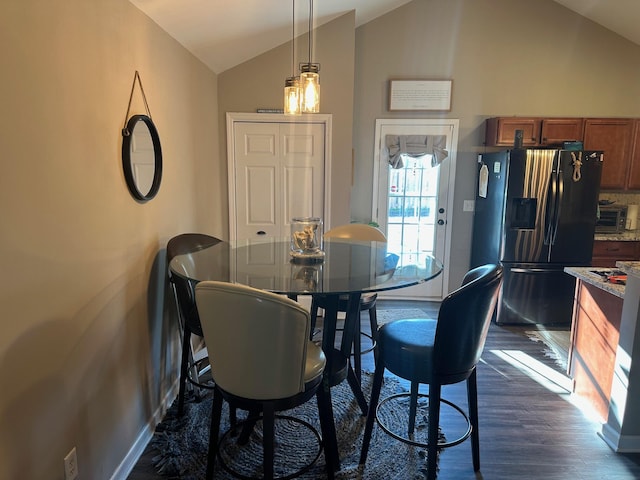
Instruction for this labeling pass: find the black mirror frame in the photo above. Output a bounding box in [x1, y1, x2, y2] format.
[122, 114, 163, 202]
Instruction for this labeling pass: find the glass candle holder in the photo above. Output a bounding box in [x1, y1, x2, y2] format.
[290, 217, 324, 262]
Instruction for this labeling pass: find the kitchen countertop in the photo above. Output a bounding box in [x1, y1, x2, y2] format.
[564, 266, 625, 298]
[594, 231, 640, 241]
[616, 261, 640, 277]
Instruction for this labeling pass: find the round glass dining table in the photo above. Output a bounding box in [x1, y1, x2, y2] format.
[169, 236, 443, 472]
[168, 237, 442, 296]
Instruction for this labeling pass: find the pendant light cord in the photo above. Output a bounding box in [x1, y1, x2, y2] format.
[308, 0, 313, 64]
[291, 0, 295, 76]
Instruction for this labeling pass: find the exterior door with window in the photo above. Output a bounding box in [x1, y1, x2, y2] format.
[372, 119, 458, 300]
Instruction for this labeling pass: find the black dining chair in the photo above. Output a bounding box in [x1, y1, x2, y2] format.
[359, 264, 503, 480]
[167, 233, 223, 414]
[310, 223, 387, 383]
[195, 281, 335, 480]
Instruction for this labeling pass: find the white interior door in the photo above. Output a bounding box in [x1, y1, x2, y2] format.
[228, 113, 331, 242]
[281, 122, 325, 233]
[233, 122, 281, 240]
[372, 119, 458, 300]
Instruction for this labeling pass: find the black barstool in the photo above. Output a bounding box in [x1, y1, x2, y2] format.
[359, 264, 503, 480]
[167, 233, 224, 414]
[309, 223, 388, 383]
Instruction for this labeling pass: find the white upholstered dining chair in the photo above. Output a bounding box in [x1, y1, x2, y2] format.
[195, 280, 335, 479]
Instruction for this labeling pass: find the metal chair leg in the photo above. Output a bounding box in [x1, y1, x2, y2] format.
[427, 383, 442, 480]
[359, 359, 385, 466]
[263, 403, 275, 480]
[206, 389, 224, 480]
[468, 369, 480, 471]
[408, 380, 419, 435]
[178, 326, 192, 415]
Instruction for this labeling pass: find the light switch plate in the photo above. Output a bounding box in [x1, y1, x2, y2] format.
[463, 200, 475, 212]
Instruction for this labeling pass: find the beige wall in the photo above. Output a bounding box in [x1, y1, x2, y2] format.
[0, 1, 221, 478]
[353, 0, 640, 289]
[218, 12, 356, 229]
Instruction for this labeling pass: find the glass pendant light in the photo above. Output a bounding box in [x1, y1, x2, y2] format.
[300, 0, 320, 113]
[300, 64, 320, 113]
[284, 0, 301, 115]
[284, 76, 301, 115]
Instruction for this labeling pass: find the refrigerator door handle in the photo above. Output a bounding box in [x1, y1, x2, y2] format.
[510, 267, 559, 273]
[550, 168, 564, 246]
[543, 172, 558, 246]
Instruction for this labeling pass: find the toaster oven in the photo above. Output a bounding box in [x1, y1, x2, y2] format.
[596, 205, 627, 233]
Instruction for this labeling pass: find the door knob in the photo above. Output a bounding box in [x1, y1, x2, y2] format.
[437, 219, 445, 225]
[438, 208, 445, 214]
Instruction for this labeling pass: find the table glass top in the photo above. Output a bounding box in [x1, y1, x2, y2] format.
[169, 237, 442, 296]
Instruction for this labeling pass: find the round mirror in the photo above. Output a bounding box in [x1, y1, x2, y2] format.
[122, 114, 162, 202]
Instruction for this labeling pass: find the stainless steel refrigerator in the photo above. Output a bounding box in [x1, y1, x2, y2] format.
[470, 149, 603, 325]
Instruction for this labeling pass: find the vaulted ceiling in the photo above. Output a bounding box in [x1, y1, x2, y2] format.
[129, 0, 640, 74]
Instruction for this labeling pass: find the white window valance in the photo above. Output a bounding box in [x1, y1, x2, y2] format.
[382, 134, 449, 169]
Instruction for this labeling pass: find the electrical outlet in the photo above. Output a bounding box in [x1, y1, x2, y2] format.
[64, 447, 78, 480]
[463, 200, 475, 212]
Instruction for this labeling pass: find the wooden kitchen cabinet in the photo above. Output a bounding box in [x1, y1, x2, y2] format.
[583, 118, 634, 190]
[485, 117, 584, 147]
[485, 116, 640, 191]
[540, 118, 584, 145]
[485, 117, 540, 147]
[627, 119, 640, 190]
[568, 280, 623, 421]
[592, 240, 640, 267]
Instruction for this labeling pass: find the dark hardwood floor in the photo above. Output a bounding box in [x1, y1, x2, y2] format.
[127, 300, 640, 479]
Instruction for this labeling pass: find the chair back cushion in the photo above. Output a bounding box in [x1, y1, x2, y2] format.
[195, 281, 311, 400]
[433, 264, 503, 383]
[167, 233, 223, 262]
[324, 224, 387, 242]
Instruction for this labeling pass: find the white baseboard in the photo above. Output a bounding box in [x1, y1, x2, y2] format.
[600, 423, 640, 452]
[110, 383, 179, 480]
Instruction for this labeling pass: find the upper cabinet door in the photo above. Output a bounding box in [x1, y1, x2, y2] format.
[540, 118, 584, 146]
[485, 117, 540, 147]
[583, 118, 634, 190]
[627, 120, 640, 190]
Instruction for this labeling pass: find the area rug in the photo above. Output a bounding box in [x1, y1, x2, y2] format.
[376, 308, 432, 326]
[150, 372, 443, 479]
